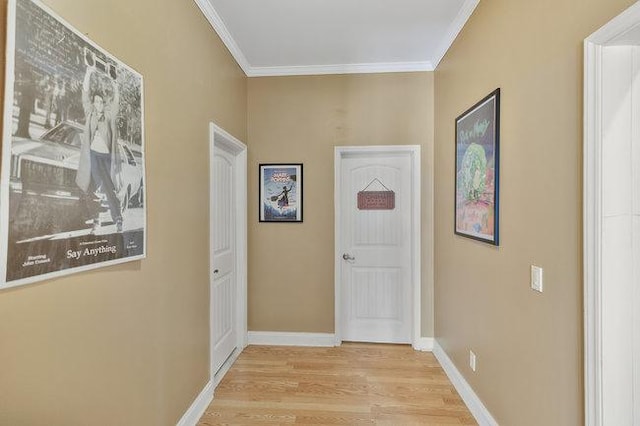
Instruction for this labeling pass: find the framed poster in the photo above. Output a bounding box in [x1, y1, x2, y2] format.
[0, 0, 146, 288]
[259, 164, 303, 222]
[454, 89, 500, 245]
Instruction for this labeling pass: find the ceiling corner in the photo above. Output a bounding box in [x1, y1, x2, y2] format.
[431, 0, 480, 69]
[194, 0, 476, 77]
[193, 0, 251, 76]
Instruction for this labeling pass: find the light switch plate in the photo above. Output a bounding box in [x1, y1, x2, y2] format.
[469, 350, 477, 372]
[531, 265, 543, 292]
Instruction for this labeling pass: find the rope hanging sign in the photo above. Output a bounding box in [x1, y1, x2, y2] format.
[357, 178, 395, 210]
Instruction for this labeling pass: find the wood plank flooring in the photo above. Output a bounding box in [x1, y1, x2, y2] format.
[198, 343, 476, 425]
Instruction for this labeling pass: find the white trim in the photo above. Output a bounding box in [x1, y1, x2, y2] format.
[175, 380, 214, 426]
[213, 347, 241, 388]
[334, 145, 422, 347]
[585, 1, 640, 45]
[432, 0, 481, 68]
[584, 38, 604, 426]
[209, 123, 248, 385]
[247, 61, 433, 77]
[248, 331, 336, 347]
[413, 337, 435, 352]
[192, 0, 477, 77]
[193, 0, 251, 75]
[410, 146, 423, 348]
[583, 3, 640, 425]
[433, 341, 498, 426]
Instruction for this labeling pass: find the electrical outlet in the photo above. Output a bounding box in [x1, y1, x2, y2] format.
[531, 265, 543, 292]
[469, 350, 477, 372]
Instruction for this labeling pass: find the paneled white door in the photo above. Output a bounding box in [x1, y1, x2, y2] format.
[339, 153, 413, 343]
[211, 146, 237, 374]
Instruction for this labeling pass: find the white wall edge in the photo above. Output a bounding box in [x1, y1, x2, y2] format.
[175, 380, 214, 426]
[248, 331, 337, 347]
[247, 61, 433, 77]
[433, 340, 499, 426]
[413, 337, 434, 352]
[192, 0, 251, 75]
[582, 3, 640, 425]
[583, 38, 603, 426]
[432, 0, 480, 69]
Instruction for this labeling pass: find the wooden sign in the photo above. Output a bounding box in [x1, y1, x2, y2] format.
[357, 191, 395, 210]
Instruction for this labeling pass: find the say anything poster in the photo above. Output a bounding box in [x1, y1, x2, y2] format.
[0, 0, 146, 288]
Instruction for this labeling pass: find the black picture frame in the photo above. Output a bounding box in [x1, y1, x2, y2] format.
[454, 89, 500, 245]
[259, 163, 303, 223]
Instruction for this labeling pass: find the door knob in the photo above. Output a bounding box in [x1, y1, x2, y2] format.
[342, 253, 355, 261]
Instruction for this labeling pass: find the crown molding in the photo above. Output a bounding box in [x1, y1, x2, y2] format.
[246, 61, 433, 77]
[432, 0, 480, 69]
[193, 0, 251, 75]
[194, 0, 475, 77]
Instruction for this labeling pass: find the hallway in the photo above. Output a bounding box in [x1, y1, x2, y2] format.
[198, 343, 475, 425]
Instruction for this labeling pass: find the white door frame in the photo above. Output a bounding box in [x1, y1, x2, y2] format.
[334, 145, 421, 348]
[584, 3, 640, 424]
[209, 123, 247, 386]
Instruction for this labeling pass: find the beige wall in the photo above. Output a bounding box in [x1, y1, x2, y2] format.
[5, 0, 633, 423]
[0, 0, 246, 424]
[247, 74, 434, 335]
[433, 0, 634, 424]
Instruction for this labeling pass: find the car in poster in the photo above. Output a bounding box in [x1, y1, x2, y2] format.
[8, 121, 143, 237]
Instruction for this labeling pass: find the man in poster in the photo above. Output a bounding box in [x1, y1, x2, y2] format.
[76, 64, 123, 234]
[1, 0, 146, 287]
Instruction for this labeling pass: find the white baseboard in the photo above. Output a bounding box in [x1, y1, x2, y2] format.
[213, 347, 242, 387]
[433, 340, 499, 426]
[248, 331, 336, 347]
[413, 337, 434, 351]
[176, 380, 214, 426]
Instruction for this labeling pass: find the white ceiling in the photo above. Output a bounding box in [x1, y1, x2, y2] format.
[194, 0, 479, 77]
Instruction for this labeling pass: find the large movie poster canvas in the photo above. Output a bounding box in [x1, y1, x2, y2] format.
[0, 0, 146, 288]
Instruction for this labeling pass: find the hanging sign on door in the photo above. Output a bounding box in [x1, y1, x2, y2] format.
[357, 178, 395, 210]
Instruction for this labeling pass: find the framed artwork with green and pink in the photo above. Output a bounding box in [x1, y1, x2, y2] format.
[455, 89, 500, 245]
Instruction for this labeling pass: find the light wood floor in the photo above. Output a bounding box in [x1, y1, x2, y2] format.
[197, 343, 476, 425]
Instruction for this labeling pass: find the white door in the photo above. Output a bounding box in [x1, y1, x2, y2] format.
[339, 152, 413, 343]
[211, 145, 237, 374]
